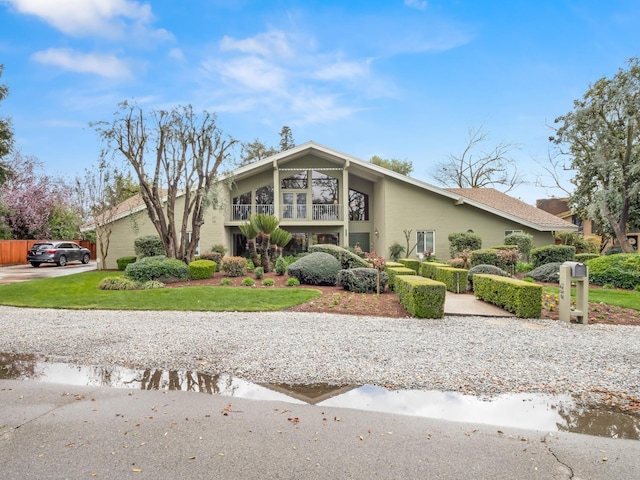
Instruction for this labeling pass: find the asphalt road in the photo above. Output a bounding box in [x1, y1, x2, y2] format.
[0, 261, 97, 285]
[0, 380, 638, 479]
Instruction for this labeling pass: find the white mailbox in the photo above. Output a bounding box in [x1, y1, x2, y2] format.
[563, 261, 587, 278]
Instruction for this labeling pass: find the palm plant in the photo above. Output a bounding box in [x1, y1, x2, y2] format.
[270, 227, 292, 260]
[238, 219, 260, 269]
[252, 213, 280, 271]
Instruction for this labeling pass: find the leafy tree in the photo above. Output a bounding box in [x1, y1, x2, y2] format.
[551, 58, 640, 253]
[240, 139, 278, 166]
[93, 102, 237, 263]
[47, 203, 83, 240]
[432, 126, 521, 192]
[0, 152, 67, 239]
[370, 155, 413, 176]
[0, 64, 15, 185]
[278, 125, 295, 151]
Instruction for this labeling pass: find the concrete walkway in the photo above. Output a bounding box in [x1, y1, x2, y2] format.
[445, 291, 513, 317]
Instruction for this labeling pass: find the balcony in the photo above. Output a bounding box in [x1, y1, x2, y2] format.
[230, 204, 343, 222]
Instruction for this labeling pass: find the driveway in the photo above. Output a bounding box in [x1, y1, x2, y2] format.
[0, 261, 97, 285]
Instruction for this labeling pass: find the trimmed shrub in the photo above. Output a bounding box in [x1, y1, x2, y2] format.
[210, 244, 227, 256]
[308, 244, 370, 269]
[470, 249, 499, 267]
[398, 258, 420, 273]
[524, 262, 562, 283]
[504, 232, 533, 261]
[242, 277, 255, 286]
[448, 232, 482, 258]
[446, 257, 467, 269]
[473, 274, 542, 318]
[124, 255, 189, 283]
[434, 267, 468, 293]
[531, 245, 576, 268]
[253, 266, 264, 279]
[285, 277, 300, 286]
[575, 253, 599, 263]
[220, 278, 232, 286]
[604, 246, 622, 255]
[386, 266, 416, 290]
[199, 251, 223, 271]
[420, 262, 449, 279]
[189, 259, 216, 280]
[585, 254, 640, 289]
[468, 264, 510, 289]
[116, 256, 137, 271]
[385, 261, 405, 270]
[275, 257, 287, 276]
[287, 252, 341, 285]
[262, 278, 275, 287]
[394, 275, 446, 319]
[134, 235, 165, 258]
[337, 268, 389, 293]
[222, 256, 247, 277]
[98, 276, 138, 290]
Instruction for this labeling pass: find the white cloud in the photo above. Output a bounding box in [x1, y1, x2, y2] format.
[31, 48, 132, 79]
[3, 0, 162, 40]
[213, 56, 286, 92]
[314, 60, 371, 81]
[220, 30, 294, 58]
[168, 47, 185, 62]
[404, 0, 428, 10]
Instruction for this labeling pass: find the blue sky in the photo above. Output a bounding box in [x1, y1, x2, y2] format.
[1, 0, 639, 205]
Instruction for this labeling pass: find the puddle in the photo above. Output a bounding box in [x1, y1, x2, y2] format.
[2, 353, 638, 440]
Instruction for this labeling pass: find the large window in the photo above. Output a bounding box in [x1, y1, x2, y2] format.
[416, 230, 435, 255]
[255, 185, 274, 214]
[232, 191, 252, 220]
[281, 171, 307, 189]
[348, 189, 369, 221]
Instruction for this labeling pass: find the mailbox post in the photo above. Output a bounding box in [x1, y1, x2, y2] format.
[559, 261, 589, 324]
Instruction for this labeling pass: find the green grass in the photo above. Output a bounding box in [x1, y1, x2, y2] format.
[0, 271, 321, 311]
[543, 285, 640, 311]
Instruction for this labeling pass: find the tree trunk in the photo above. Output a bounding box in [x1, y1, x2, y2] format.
[261, 234, 271, 272]
[603, 204, 634, 253]
[247, 239, 259, 269]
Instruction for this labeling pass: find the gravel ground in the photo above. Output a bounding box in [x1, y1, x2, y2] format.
[1, 306, 639, 399]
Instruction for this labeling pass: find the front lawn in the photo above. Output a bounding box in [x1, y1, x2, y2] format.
[0, 271, 321, 311]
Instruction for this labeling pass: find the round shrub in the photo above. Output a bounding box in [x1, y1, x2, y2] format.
[242, 277, 255, 286]
[524, 262, 562, 283]
[220, 278, 232, 286]
[448, 232, 482, 258]
[134, 235, 165, 258]
[199, 251, 223, 271]
[575, 253, 599, 263]
[99, 276, 138, 290]
[468, 264, 510, 289]
[262, 278, 275, 287]
[221, 256, 247, 277]
[285, 277, 300, 286]
[585, 254, 640, 289]
[504, 232, 533, 261]
[189, 259, 216, 280]
[287, 252, 341, 285]
[275, 256, 287, 276]
[124, 255, 190, 283]
[470, 249, 499, 267]
[116, 256, 137, 271]
[336, 268, 389, 293]
[308, 244, 370, 269]
[253, 266, 264, 279]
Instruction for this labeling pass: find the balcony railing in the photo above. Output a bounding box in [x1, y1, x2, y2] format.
[231, 204, 342, 221]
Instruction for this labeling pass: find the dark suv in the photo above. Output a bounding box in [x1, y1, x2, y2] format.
[27, 241, 91, 267]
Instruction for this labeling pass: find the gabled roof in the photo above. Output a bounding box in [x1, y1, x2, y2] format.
[446, 188, 576, 231]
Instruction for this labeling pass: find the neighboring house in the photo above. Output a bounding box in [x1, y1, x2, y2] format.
[102, 142, 577, 262]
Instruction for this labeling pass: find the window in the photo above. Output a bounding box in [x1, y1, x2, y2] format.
[255, 185, 274, 215]
[348, 189, 369, 221]
[281, 171, 307, 189]
[312, 171, 338, 204]
[416, 230, 435, 255]
[232, 191, 252, 220]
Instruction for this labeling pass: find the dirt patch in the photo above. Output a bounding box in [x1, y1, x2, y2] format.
[167, 272, 638, 325]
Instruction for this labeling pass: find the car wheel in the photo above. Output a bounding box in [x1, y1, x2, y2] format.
[82, 253, 90, 264]
[57, 255, 67, 267]
[30, 262, 41, 268]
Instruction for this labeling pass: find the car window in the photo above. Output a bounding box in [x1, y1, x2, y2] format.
[33, 243, 53, 251]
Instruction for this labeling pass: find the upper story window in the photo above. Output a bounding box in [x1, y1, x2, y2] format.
[255, 185, 274, 204]
[312, 171, 338, 204]
[349, 189, 369, 221]
[233, 191, 251, 205]
[281, 171, 307, 189]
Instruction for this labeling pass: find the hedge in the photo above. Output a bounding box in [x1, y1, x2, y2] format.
[394, 275, 446, 319]
[434, 266, 469, 293]
[308, 244, 370, 269]
[337, 268, 389, 293]
[188, 259, 217, 280]
[124, 255, 190, 283]
[398, 258, 420, 273]
[470, 249, 499, 267]
[575, 253, 599, 263]
[386, 266, 416, 290]
[585, 253, 640, 289]
[116, 256, 137, 271]
[531, 245, 575, 268]
[419, 262, 449, 279]
[473, 274, 542, 319]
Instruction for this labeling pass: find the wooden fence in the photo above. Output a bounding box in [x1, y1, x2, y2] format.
[0, 240, 96, 266]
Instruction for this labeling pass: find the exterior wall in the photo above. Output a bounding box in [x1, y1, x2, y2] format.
[380, 178, 554, 261]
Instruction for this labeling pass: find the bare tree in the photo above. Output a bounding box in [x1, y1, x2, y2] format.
[534, 149, 573, 197]
[432, 126, 522, 192]
[93, 101, 237, 263]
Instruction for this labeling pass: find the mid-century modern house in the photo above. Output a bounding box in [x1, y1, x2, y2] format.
[101, 142, 577, 265]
